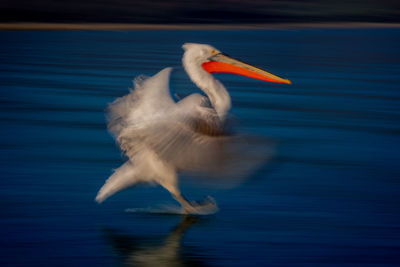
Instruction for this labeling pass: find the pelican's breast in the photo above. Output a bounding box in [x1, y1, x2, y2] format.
[178, 93, 225, 137]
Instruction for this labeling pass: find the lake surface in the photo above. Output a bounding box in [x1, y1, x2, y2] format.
[0, 28, 399, 266]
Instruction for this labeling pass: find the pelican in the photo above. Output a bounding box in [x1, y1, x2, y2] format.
[95, 43, 291, 214]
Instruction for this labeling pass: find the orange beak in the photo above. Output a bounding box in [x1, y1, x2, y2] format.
[202, 53, 291, 84]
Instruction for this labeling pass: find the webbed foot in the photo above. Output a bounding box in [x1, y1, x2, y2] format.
[182, 196, 218, 215]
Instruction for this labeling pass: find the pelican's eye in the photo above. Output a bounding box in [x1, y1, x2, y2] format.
[210, 49, 217, 55]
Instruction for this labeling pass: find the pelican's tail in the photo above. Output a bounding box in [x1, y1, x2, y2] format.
[95, 161, 140, 203]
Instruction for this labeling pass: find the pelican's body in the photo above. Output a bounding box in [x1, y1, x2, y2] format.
[96, 43, 290, 214]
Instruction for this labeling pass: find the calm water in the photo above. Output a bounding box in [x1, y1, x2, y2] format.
[0, 29, 399, 266]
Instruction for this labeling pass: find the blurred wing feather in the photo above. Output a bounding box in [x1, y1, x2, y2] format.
[118, 97, 270, 180]
[107, 67, 175, 138]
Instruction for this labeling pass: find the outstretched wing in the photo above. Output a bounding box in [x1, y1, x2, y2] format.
[107, 67, 175, 139]
[117, 93, 271, 181]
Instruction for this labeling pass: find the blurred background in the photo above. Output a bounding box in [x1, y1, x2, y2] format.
[1, 1, 400, 266]
[0, 0, 400, 24]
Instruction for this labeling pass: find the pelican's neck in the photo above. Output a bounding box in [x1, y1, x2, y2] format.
[183, 54, 231, 120]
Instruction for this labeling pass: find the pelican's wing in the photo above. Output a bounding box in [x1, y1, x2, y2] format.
[149, 99, 229, 172]
[107, 67, 175, 139]
[118, 94, 271, 183]
[150, 118, 270, 180]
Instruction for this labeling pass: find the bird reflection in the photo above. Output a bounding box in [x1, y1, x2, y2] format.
[102, 216, 210, 267]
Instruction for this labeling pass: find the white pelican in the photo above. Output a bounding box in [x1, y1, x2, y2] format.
[95, 43, 291, 214]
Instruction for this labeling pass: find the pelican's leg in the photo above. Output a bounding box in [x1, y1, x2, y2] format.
[157, 167, 218, 214]
[158, 177, 193, 213]
[172, 192, 196, 214]
[162, 183, 218, 215]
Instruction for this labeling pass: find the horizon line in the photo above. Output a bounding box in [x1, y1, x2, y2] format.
[1, 22, 400, 31]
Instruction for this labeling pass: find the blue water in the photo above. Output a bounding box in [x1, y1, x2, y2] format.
[0, 28, 399, 266]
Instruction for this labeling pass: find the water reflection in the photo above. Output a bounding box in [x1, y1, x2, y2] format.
[102, 216, 209, 267]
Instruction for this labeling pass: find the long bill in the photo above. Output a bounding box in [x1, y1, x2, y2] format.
[202, 53, 291, 84]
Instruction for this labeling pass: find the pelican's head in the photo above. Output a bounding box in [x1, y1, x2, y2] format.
[182, 43, 221, 62]
[182, 43, 291, 84]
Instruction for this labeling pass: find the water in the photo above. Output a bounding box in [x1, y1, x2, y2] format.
[0, 28, 399, 266]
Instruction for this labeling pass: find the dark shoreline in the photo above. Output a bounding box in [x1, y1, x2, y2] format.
[1, 22, 400, 31]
